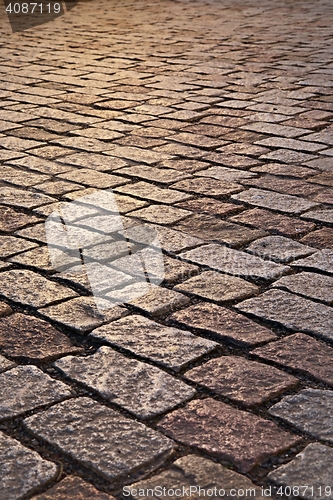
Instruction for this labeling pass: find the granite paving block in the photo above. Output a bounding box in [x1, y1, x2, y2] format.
[291, 250, 333, 274]
[174, 271, 259, 303]
[148, 225, 204, 253]
[0, 365, 72, 420]
[253, 333, 333, 387]
[272, 271, 333, 304]
[39, 297, 128, 333]
[171, 177, 241, 197]
[89, 315, 217, 371]
[130, 455, 265, 500]
[246, 236, 315, 263]
[231, 188, 319, 214]
[179, 243, 289, 280]
[0, 269, 78, 307]
[0, 186, 54, 209]
[23, 397, 175, 482]
[268, 443, 333, 499]
[300, 228, 333, 249]
[130, 205, 191, 225]
[54, 346, 195, 418]
[0, 354, 15, 373]
[161, 256, 199, 284]
[169, 302, 276, 346]
[0, 235, 38, 258]
[34, 476, 115, 500]
[185, 356, 298, 406]
[0, 313, 83, 361]
[115, 181, 191, 204]
[129, 287, 191, 317]
[269, 389, 333, 442]
[176, 198, 243, 217]
[237, 290, 333, 340]
[0, 302, 12, 317]
[301, 209, 333, 224]
[0, 432, 58, 500]
[58, 168, 127, 189]
[158, 398, 300, 473]
[0, 206, 40, 232]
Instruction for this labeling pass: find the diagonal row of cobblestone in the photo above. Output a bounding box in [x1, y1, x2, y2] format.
[0, 0, 332, 498]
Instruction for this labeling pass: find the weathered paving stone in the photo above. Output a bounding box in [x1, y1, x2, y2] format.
[0, 354, 15, 373]
[23, 397, 175, 482]
[231, 188, 319, 215]
[0, 206, 40, 232]
[230, 208, 315, 238]
[291, 250, 333, 274]
[0, 269, 78, 307]
[158, 398, 300, 473]
[246, 236, 315, 263]
[33, 476, 115, 500]
[161, 256, 199, 284]
[55, 346, 195, 418]
[130, 205, 191, 225]
[39, 297, 128, 334]
[185, 356, 298, 407]
[269, 389, 333, 442]
[0, 432, 58, 500]
[58, 168, 127, 189]
[236, 290, 333, 341]
[9, 246, 80, 272]
[57, 152, 127, 172]
[152, 225, 204, 253]
[0, 313, 83, 361]
[259, 149, 317, 164]
[169, 302, 276, 346]
[130, 287, 191, 317]
[253, 333, 333, 387]
[268, 443, 333, 499]
[195, 165, 258, 182]
[0, 186, 54, 209]
[115, 181, 191, 204]
[0, 302, 12, 317]
[0, 235, 38, 258]
[130, 455, 266, 500]
[180, 244, 289, 280]
[300, 228, 333, 249]
[272, 271, 333, 304]
[115, 165, 188, 184]
[171, 177, 241, 197]
[15, 223, 48, 244]
[176, 198, 243, 217]
[0, 365, 72, 420]
[301, 209, 333, 224]
[174, 271, 259, 303]
[89, 315, 217, 371]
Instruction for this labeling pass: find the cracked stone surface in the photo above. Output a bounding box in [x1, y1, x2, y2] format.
[54, 346, 195, 418]
[158, 398, 301, 472]
[0, 432, 58, 500]
[24, 397, 175, 482]
[268, 444, 333, 499]
[89, 315, 217, 371]
[130, 455, 266, 500]
[0, 365, 72, 420]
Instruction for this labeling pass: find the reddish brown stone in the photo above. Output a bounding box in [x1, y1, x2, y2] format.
[34, 476, 114, 499]
[0, 303, 12, 318]
[0, 313, 83, 361]
[252, 333, 333, 387]
[230, 208, 315, 237]
[243, 175, 321, 198]
[312, 188, 333, 205]
[168, 302, 276, 346]
[176, 198, 243, 217]
[185, 356, 298, 406]
[0, 206, 40, 233]
[300, 228, 333, 249]
[158, 398, 301, 472]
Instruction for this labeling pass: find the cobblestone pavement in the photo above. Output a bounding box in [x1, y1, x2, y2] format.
[0, 0, 333, 498]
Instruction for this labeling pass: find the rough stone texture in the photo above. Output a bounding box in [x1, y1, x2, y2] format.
[302, 209, 333, 224]
[0, 186, 54, 209]
[0, 269, 78, 307]
[0, 206, 40, 232]
[130, 455, 266, 500]
[34, 476, 115, 500]
[268, 443, 333, 499]
[158, 398, 301, 472]
[130, 287, 191, 316]
[0, 313, 83, 361]
[169, 302, 276, 346]
[272, 271, 333, 304]
[177, 198, 243, 217]
[231, 188, 319, 214]
[0, 354, 15, 373]
[237, 289, 333, 341]
[171, 177, 241, 197]
[39, 297, 128, 333]
[253, 333, 333, 388]
[246, 236, 315, 263]
[269, 389, 333, 442]
[230, 207, 315, 238]
[174, 271, 259, 303]
[54, 346, 195, 418]
[291, 250, 333, 274]
[130, 205, 191, 225]
[116, 181, 191, 204]
[185, 356, 298, 406]
[300, 227, 333, 249]
[180, 244, 289, 280]
[0, 432, 58, 500]
[0, 365, 72, 420]
[90, 315, 217, 371]
[161, 256, 199, 284]
[175, 214, 266, 247]
[0, 302, 12, 317]
[24, 397, 175, 482]
[0, 235, 38, 258]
